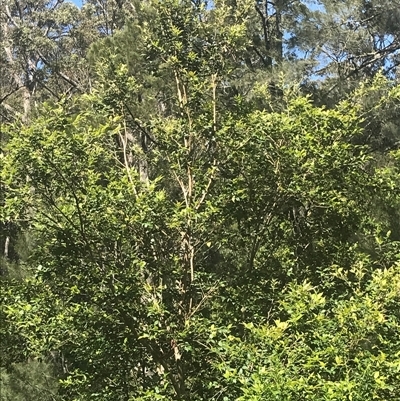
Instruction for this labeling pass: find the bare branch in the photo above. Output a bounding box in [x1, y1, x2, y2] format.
[0, 85, 23, 104]
[37, 50, 81, 90]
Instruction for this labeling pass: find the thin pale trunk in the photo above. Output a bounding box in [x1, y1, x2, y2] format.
[22, 86, 31, 123]
[3, 21, 32, 122]
[3, 236, 10, 258]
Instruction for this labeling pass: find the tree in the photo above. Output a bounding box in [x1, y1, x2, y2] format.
[1, 1, 400, 400]
[3, 75, 400, 401]
[0, 0, 99, 123]
[0, 0, 103, 267]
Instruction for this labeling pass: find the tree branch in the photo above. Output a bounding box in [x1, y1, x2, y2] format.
[0, 85, 24, 104]
[37, 50, 81, 90]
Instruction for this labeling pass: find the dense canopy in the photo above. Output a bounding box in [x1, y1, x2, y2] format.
[1, 1, 400, 400]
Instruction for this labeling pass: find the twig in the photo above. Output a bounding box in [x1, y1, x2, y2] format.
[119, 119, 138, 197]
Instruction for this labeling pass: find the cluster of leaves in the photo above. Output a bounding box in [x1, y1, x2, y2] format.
[215, 263, 400, 401]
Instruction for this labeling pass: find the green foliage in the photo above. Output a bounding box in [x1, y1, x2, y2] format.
[0, 360, 60, 401]
[3, 79, 400, 399]
[215, 264, 400, 400]
[2, 1, 400, 400]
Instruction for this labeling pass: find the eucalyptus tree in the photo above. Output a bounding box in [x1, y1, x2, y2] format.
[0, 0, 99, 123]
[84, 0, 139, 34]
